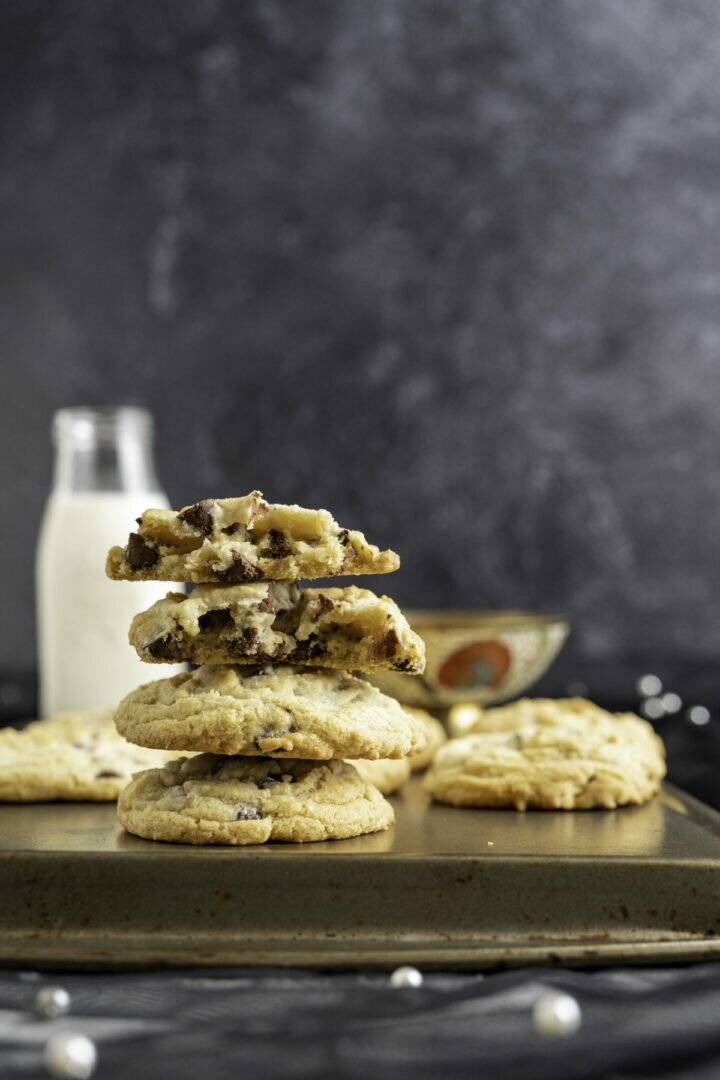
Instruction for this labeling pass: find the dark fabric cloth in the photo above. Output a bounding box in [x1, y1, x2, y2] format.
[2, 964, 720, 1079]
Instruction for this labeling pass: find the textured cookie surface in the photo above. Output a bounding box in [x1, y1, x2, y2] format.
[117, 754, 394, 845]
[0, 710, 178, 802]
[115, 665, 429, 760]
[424, 698, 666, 810]
[106, 491, 399, 584]
[467, 697, 627, 734]
[129, 582, 425, 674]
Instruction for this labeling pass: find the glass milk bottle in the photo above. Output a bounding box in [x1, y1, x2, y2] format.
[36, 407, 182, 716]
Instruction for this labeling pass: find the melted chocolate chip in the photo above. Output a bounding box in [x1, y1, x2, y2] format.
[256, 589, 275, 614]
[178, 499, 216, 535]
[126, 532, 159, 570]
[393, 658, 416, 672]
[222, 523, 240, 535]
[147, 635, 185, 661]
[96, 770, 122, 779]
[235, 806, 262, 820]
[291, 635, 326, 662]
[338, 529, 350, 545]
[219, 553, 263, 583]
[228, 627, 259, 654]
[313, 595, 335, 619]
[368, 629, 400, 661]
[198, 609, 234, 632]
[264, 528, 291, 559]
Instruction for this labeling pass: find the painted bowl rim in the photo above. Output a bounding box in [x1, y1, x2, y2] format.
[404, 610, 569, 631]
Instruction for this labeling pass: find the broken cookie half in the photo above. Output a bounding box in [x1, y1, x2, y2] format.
[106, 491, 399, 584]
[128, 582, 425, 673]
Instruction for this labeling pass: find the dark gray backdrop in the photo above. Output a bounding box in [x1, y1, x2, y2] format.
[2, 0, 720, 676]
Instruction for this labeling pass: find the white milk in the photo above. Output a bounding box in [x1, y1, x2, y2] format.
[36, 491, 183, 716]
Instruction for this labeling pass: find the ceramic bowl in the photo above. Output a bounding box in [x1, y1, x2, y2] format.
[368, 611, 569, 709]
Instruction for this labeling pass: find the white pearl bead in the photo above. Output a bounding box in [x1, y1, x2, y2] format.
[637, 674, 663, 697]
[44, 1032, 97, 1079]
[35, 986, 71, 1019]
[641, 697, 666, 720]
[532, 991, 582, 1037]
[661, 692, 682, 714]
[389, 965, 423, 989]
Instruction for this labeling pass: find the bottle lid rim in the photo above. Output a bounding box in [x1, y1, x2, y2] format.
[52, 407, 154, 444]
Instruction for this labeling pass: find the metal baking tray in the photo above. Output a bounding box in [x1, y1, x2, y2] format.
[1, 780, 719, 970]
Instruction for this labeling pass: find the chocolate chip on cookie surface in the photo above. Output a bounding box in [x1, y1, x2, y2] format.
[117, 754, 394, 845]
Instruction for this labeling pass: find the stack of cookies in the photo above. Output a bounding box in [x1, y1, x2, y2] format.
[106, 491, 429, 845]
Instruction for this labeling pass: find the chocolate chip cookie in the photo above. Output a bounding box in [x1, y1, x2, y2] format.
[128, 582, 425, 673]
[106, 492, 399, 584]
[424, 700, 666, 810]
[115, 664, 429, 760]
[0, 709, 179, 802]
[117, 753, 394, 844]
[405, 708, 447, 771]
[352, 757, 411, 794]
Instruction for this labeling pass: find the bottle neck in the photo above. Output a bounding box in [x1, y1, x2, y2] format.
[51, 408, 161, 494]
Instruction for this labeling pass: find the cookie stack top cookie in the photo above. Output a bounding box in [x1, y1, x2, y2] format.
[108, 492, 429, 845]
[106, 491, 400, 583]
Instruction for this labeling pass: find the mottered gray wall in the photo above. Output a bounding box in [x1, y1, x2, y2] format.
[2, 0, 720, 673]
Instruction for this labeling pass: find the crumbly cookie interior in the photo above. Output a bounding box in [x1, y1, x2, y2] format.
[107, 492, 399, 583]
[129, 582, 424, 672]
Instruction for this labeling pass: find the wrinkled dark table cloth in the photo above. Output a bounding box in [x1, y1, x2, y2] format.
[1, 661, 719, 1078]
[4, 965, 720, 1078]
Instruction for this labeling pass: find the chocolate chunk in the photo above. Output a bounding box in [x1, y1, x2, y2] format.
[291, 634, 326, 662]
[393, 658, 417, 672]
[126, 532, 159, 570]
[368, 629, 400, 661]
[264, 529, 291, 559]
[338, 529, 350, 545]
[198, 609, 234, 632]
[313, 595, 335, 619]
[147, 635, 185, 661]
[254, 724, 294, 751]
[96, 770, 122, 779]
[178, 499, 216, 535]
[235, 805, 262, 820]
[256, 588, 275, 614]
[219, 553, 263, 583]
[222, 523, 240, 535]
[228, 627, 259, 654]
